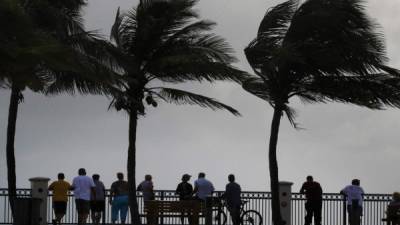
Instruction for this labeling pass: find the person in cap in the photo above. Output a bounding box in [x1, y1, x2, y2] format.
[176, 174, 193, 200]
[176, 174, 194, 225]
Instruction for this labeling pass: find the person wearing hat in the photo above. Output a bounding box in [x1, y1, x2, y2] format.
[176, 174, 194, 225]
[176, 174, 193, 200]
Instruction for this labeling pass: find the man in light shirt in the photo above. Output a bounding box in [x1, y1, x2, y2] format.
[340, 179, 364, 225]
[72, 168, 96, 225]
[193, 172, 214, 201]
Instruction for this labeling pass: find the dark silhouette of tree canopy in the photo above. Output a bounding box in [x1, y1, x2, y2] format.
[2, 0, 118, 219]
[108, 0, 247, 223]
[243, 0, 400, 224]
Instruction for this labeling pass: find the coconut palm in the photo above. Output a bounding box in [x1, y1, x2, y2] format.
[2, 0, 118, 218]
[243, 0, 400, 224]
[1, 0, 80, 215]
[109, 0, 247, 223]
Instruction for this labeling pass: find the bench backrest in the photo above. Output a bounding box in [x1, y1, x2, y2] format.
[144, 200, 202, 214]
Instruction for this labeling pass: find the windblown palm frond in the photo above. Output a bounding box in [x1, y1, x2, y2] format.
[109, 0, 247, 116]
[157, 88, 240, 116]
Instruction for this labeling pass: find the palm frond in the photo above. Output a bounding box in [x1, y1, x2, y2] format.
[157, 87, 241, 116]
[299, 75, 400, 109]
[148, 55, 248, 83]
[242, 77, 274, 103]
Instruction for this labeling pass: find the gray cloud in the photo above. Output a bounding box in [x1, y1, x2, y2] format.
[1, 0, 400, 194]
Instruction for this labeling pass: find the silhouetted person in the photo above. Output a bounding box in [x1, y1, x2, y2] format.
[91, 174, 105, 225]
[387, 192, 400, 225]
[137, 174, 155, 200]
[300, 175, 323, 225]
[72, 168, 96, 225]
[223, 174, 241, 225]
[193, 172, 214, 201]
[110, 172, 129, 225]
[176, 174, 194, 225]
[138, 174, 156, 225]
[49, 173, 71, 225]
[341, 179, 364, 225]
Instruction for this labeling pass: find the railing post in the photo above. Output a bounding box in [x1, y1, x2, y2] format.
[205, 197, 213, 225]
[342, 195, 347, 225]
[279, 181, 293, 225]
[160, 191, 164, 225]
[29, 177, 50, 225]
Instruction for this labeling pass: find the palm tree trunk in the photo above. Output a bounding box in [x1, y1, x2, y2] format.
[269, 106, 284, 225]
[128, 110, 142, 225]
[6, 84, 20, 219]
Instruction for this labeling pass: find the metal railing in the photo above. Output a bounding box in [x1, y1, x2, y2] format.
[0, 189, 392, 225]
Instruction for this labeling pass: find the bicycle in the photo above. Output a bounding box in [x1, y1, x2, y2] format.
[212, 198, 263, 225]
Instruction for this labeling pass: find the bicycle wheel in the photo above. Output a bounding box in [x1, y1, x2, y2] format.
[214, 210, 227, 225]
[240, 210, 262, 225]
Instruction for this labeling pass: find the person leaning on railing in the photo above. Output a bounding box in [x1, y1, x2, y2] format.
[48, 173, 72, 225]
[340, 179, 364, 225]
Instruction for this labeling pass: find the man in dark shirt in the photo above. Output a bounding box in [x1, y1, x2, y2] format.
[176, 174, 194, 225]
[110, 173, 129, 225]
[224, 174, 241, 225]
[300, 175, 323, 225]
[176, 174, 193, 200]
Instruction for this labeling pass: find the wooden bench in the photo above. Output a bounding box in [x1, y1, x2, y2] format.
[144, 200, 202, 225]
[382, 204, 400, 225]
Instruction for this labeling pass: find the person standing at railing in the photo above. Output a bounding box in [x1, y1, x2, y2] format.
[137, 174, 155, 201]
[72, 168, 96, 225]
[300, 175, 323, 225]
[48, 173, 72, 225]
[193, 172, 214, 201]
[340, 179, 364, 225]
[176, 174, 194, 225]
[222, 174, 241, 225]
[138, 174, 156, 225]
[110, 172, 129, 225]
[91, 174, 105, 225]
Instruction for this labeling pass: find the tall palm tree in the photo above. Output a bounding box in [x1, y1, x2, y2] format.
[0, 0, 80, 215]
[2, 0, 118, 218]
[109, 0, 247, 223]
[243, 0, 400, 224]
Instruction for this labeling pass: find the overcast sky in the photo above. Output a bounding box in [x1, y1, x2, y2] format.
[1, 0, 400, 194]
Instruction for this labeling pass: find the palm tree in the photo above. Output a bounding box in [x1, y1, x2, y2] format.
[243, 0, 400, 224]
[109, 0, 247, 223]
[2, 0, 118, 218]
[0, 0, 78, 215]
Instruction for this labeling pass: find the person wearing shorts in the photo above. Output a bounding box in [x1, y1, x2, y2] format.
[91, 174, 105, 225]
[72, 168, 96, 225]
[49, 173, 71, 225]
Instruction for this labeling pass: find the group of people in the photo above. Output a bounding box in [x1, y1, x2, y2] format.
[48, 168, 131, 225]
[48, 169, 242, 225]
[300, 176, 366, 225]
[175, 173, 242, 225]
[50, 170, 400, 225]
